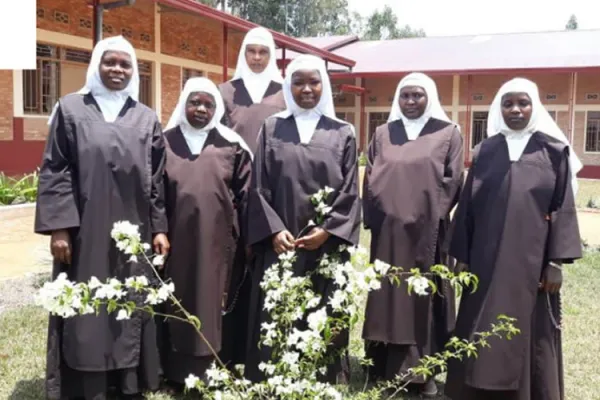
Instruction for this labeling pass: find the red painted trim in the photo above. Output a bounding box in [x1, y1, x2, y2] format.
[330, 66, 600, 79]
[222, 23, 228, 82]
[0, 118, 45, 176]
[155, 0, 355, 68]
[339, 84, 365, 94]
[580, 165, 600, 179]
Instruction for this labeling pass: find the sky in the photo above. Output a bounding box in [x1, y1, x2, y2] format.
[347, 0, 600, 37]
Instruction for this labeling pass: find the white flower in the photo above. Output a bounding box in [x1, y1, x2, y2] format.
[324, 186, 334, 194]
[258, 362, 276, 376]
[142, 243, 151, 251]
[306, 295, 321, 310]
[88, 277, 102, 289]
[281, 351, 299, 366]
[111, 221, 140, 241]
[328, 290, 347, 311]
[307, 308, 328, 332]
[128, 254, 138, 263]
[116, 309, 131, 320]
[333, 269, 347, 287]
[374, 259, 391, 275]
[407, 275, 430, 296]
[184, 374, 200, 389]
[152, 254, 165, 267]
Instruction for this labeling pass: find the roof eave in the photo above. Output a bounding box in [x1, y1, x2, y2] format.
[155, 0, 356, 68]
[330, 65, 600, 78]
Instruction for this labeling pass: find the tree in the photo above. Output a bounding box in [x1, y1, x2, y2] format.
[226, 0, 353, 37]
[360, 6, 425, 40]
[565, 14, 578, 30]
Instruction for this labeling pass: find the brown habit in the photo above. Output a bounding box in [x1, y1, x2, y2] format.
[219, 79, 285, 154]
[244, 115, 361, 383]
[160, 126, 251, 383]
[445, 132, 582, 400]
[218, 78, 285, 367]
[34, 94, 167, 399]
[361, 118, 464, 382]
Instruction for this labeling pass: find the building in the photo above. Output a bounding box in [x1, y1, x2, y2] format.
[285, 31, 600, 178]
[2, 2, 600, 179]
[0, 0, 354, 175]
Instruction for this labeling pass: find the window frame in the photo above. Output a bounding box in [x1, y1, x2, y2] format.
[470, 110, 489, 149]
[584, 110, 600, 154]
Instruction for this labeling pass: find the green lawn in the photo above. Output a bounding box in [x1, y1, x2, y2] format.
[1, 232, 599, 399]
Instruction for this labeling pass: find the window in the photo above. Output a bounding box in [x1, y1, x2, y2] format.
[471, 111, 488, 148]
[548, 111, 557, 121]
[24, 43, 153, 115]
[585, 111, 600, 152]
[336, 112, 346, 121]
[368, 112, 389, 142]
[138, 60, 153, 107]
[182, 68, 204, 89]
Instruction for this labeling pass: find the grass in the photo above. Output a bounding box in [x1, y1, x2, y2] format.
[577, 179, 600, 209]
[1, 232, 599, 399]
[0, 171, 39, 206]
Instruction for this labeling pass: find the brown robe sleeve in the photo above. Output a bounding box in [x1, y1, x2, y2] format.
[447, 147, 478, 265]
[546, 147, 582, 263]
[440, 127, 465, 216]
[232, 145, 252, 245]
[321, 128, 361, 245]
[150, 120, 168, 234]
[34, 104, 80, 235]
[362, 129, 378, 230]
[247, 125, 287, 246]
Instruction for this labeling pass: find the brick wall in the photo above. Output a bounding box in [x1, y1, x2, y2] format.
[0, 71, 13, 141]
[24, 118, 50, 141]
[459, 73, 571, 105]
[576, 72, 600, 104]
[331, 78, 356, 108]
[37, 0, 155, 51]
[574, 111, 600, 165]
[161, 64, 181, 124]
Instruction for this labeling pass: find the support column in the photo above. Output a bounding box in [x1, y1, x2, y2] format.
[451, 74, 460, 123]
[465, 75, 472, 161]
[153, 1, 162, 119]
[360, 77, 367, 151]
[222, 24, 228, 82]
[568, 72, 577, 144]
[92, 0, 102, 46]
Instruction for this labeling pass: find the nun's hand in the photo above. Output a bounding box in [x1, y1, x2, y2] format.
[153, 233, 170, 257]
[455, 262, 469, 273]
[273, 230, 295, 254]
[295, 228, 330, 251]
[51, 230, 72, 265]
[540, 262, 563, 294]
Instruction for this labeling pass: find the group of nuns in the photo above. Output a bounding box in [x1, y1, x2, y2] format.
[34, 26, 582, 400]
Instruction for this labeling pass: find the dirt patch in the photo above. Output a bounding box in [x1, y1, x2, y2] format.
[0, 205, 50, 280]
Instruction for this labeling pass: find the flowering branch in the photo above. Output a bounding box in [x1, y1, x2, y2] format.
[34, 189, 513, 400]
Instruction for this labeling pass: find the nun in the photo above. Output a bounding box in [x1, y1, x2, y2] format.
[244, 54, 361, 384]
[219, 26, 286, 153]
[218, 26, 285, 367]
[159, 77, 252, 389]
[34, 36, 169, 400]
[361, 72, 464, 397]
[445, 78, 583, 400]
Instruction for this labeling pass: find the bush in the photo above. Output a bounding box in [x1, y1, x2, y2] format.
[586, 196, 600, 209]
[0, 171, 38, 205]
[358, 152, 367, 167]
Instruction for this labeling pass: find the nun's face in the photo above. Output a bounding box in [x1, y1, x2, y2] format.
[185, 91, 216, 129]
[291, 69, 322, 109]
[99, 50, 133, 91]
[245, 44, 270, 74]
[398, 86, 428, 119]
[501, 92, 533, 131]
